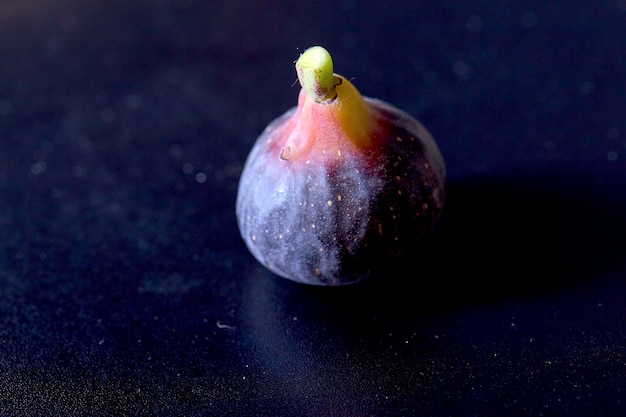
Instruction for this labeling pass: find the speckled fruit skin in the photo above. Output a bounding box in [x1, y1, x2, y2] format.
[236, 97, 445, 286]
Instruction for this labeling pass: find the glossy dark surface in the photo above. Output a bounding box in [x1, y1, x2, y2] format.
[1, 1, 625, 416]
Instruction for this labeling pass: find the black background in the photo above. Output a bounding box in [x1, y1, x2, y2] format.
[1, 1, 625, 416]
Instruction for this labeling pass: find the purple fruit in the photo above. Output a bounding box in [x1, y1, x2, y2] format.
[236, 46, 445, 285]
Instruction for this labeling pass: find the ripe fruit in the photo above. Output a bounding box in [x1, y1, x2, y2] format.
[236, 46, 445, 286]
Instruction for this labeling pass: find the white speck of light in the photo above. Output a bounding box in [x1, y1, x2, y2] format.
[453, 60, 473, 80]
[30, 161, 47, 175]
[126, 94, 142, 109]
[72, 165, 86, 178]
[606, 127, 620, 139]
[182, 163, 194, 175]
[607, 151, 618, 162]
[466, 15, 483, 33]
[195, 172, 207, 183]
[169, 143, 182, 156]
[577, 81, 596, 95]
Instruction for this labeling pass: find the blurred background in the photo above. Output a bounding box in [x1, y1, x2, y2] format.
[1, 1, 625, 416]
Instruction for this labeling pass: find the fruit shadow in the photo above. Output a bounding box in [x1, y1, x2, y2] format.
[266, 166, 626, 322]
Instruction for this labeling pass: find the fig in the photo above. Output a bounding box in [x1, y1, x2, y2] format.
[236, 46, 445, 286]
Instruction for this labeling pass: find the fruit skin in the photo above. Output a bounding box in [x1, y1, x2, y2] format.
[236, 91, 445, 286]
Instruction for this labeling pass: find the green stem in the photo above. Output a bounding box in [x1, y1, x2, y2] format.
[295, 46, 339, 103]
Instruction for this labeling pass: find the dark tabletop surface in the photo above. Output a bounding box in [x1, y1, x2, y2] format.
[1, 1, 626, 416]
